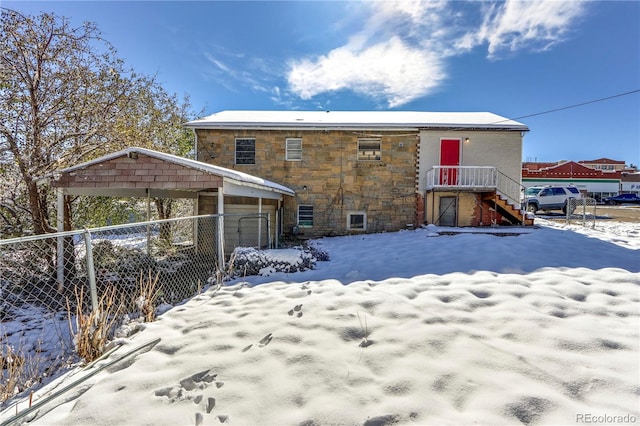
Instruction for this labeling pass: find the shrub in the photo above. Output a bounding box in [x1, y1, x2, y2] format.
[227, 245, 328, 279]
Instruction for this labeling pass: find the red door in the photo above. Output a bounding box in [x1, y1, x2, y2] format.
[440, 139, 460, 185]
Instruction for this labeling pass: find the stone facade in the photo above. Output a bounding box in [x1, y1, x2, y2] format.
[196, 129, 418, 237]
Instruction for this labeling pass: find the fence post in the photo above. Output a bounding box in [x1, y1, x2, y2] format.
[83, 228, 99, 314]
[56, 189, 65, 292]
[217, 194, 225, 271]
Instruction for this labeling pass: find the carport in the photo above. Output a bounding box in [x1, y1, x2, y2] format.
[43, 147, 295, 275]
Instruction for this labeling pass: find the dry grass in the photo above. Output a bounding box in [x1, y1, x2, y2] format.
[0, 341, 25, 402]
[136, 271, 161, 323]
[0, 334, 42, 403]
[67, 285, 122, 363]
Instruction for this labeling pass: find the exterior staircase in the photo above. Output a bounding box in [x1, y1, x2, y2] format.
[481, 191, 534, 226]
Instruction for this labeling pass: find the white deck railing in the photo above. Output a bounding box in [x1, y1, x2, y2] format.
[425, 166, 523, 208]
[425, 166, 497, 189]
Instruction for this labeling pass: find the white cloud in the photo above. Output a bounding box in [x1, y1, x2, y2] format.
[202, 48, 283, 96]
[462, 0, 587, 58]
[288, 36, 444, 108]
[286, 0, 587, 107]
[204, 53, 231, 73]
[287, 1, 450, 108]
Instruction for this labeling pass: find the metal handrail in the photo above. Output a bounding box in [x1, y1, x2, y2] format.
[495, 170, 526, 208]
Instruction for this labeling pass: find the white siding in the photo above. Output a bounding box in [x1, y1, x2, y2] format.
[417, 130, 523, 191]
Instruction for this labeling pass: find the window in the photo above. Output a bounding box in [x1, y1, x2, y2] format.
[235, 138, 255, 165]
[567, 187, 580, 195]
[347, 211, 366, 231]
[298, 205, 313, 227]
[286, 138, 302, 161]
[357, 138, 381, 161]
[552, 187, 566, 195]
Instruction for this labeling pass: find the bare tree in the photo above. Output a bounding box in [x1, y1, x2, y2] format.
[0, 9, 139, 234]
[1, 9, 198, 238]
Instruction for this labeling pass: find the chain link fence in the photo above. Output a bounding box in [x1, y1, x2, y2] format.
[0, 213, 269, 402]
[566, 197, 598, 228]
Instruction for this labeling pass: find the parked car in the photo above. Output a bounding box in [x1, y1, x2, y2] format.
[522, 185, 582, 214]
[603, 193, 640, 205]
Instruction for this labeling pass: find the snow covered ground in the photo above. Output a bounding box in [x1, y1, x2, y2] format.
[2, 218, 639, 425]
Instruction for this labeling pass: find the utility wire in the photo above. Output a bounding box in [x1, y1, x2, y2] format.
[495, 89, 640, 124]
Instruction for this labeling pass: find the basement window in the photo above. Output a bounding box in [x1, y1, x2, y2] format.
[298, 205, 314, 227]
[347, 211, 366, 231]
[357, 138, 381, 161]
[235, 138, 256, 165]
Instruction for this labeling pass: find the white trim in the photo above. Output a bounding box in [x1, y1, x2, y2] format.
[297, 204, 314, 228]
[285, 137, 303, 161]
[347, 211, 367, 231]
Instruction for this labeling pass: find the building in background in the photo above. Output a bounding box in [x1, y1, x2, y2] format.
[578, 157, 627, 172]
[522, 157, 638, 201]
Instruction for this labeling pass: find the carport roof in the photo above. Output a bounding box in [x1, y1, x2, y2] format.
[42, 147, 295, 199]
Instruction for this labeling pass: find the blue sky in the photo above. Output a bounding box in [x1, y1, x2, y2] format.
[6, 1, 640, 165]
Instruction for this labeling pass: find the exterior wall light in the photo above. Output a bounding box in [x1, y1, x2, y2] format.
[464, 137, 470, 144]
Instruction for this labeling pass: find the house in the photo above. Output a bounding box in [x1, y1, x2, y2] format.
[185, 110, 531, 238]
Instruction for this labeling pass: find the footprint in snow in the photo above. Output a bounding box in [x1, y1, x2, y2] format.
[288, 304, 303, 318]
[259, 333, 273, 347]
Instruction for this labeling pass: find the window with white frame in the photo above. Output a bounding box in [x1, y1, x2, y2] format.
[357, 138, 381, 161]
[347, 211, 366, 231]
[298, 205, 313, 227]
[286, 138, 302, 161]
[235, 138, 256, 165]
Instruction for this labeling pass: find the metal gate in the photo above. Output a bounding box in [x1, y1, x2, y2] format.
[566, 197, 598, 228]
[238, 215, 270, 249]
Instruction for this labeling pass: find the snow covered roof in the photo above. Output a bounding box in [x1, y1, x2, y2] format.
[185, 110, 529, 131]
[57, 147, 295, 196]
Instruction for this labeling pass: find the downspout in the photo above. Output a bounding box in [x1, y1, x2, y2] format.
[193, 129, 199, 161]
